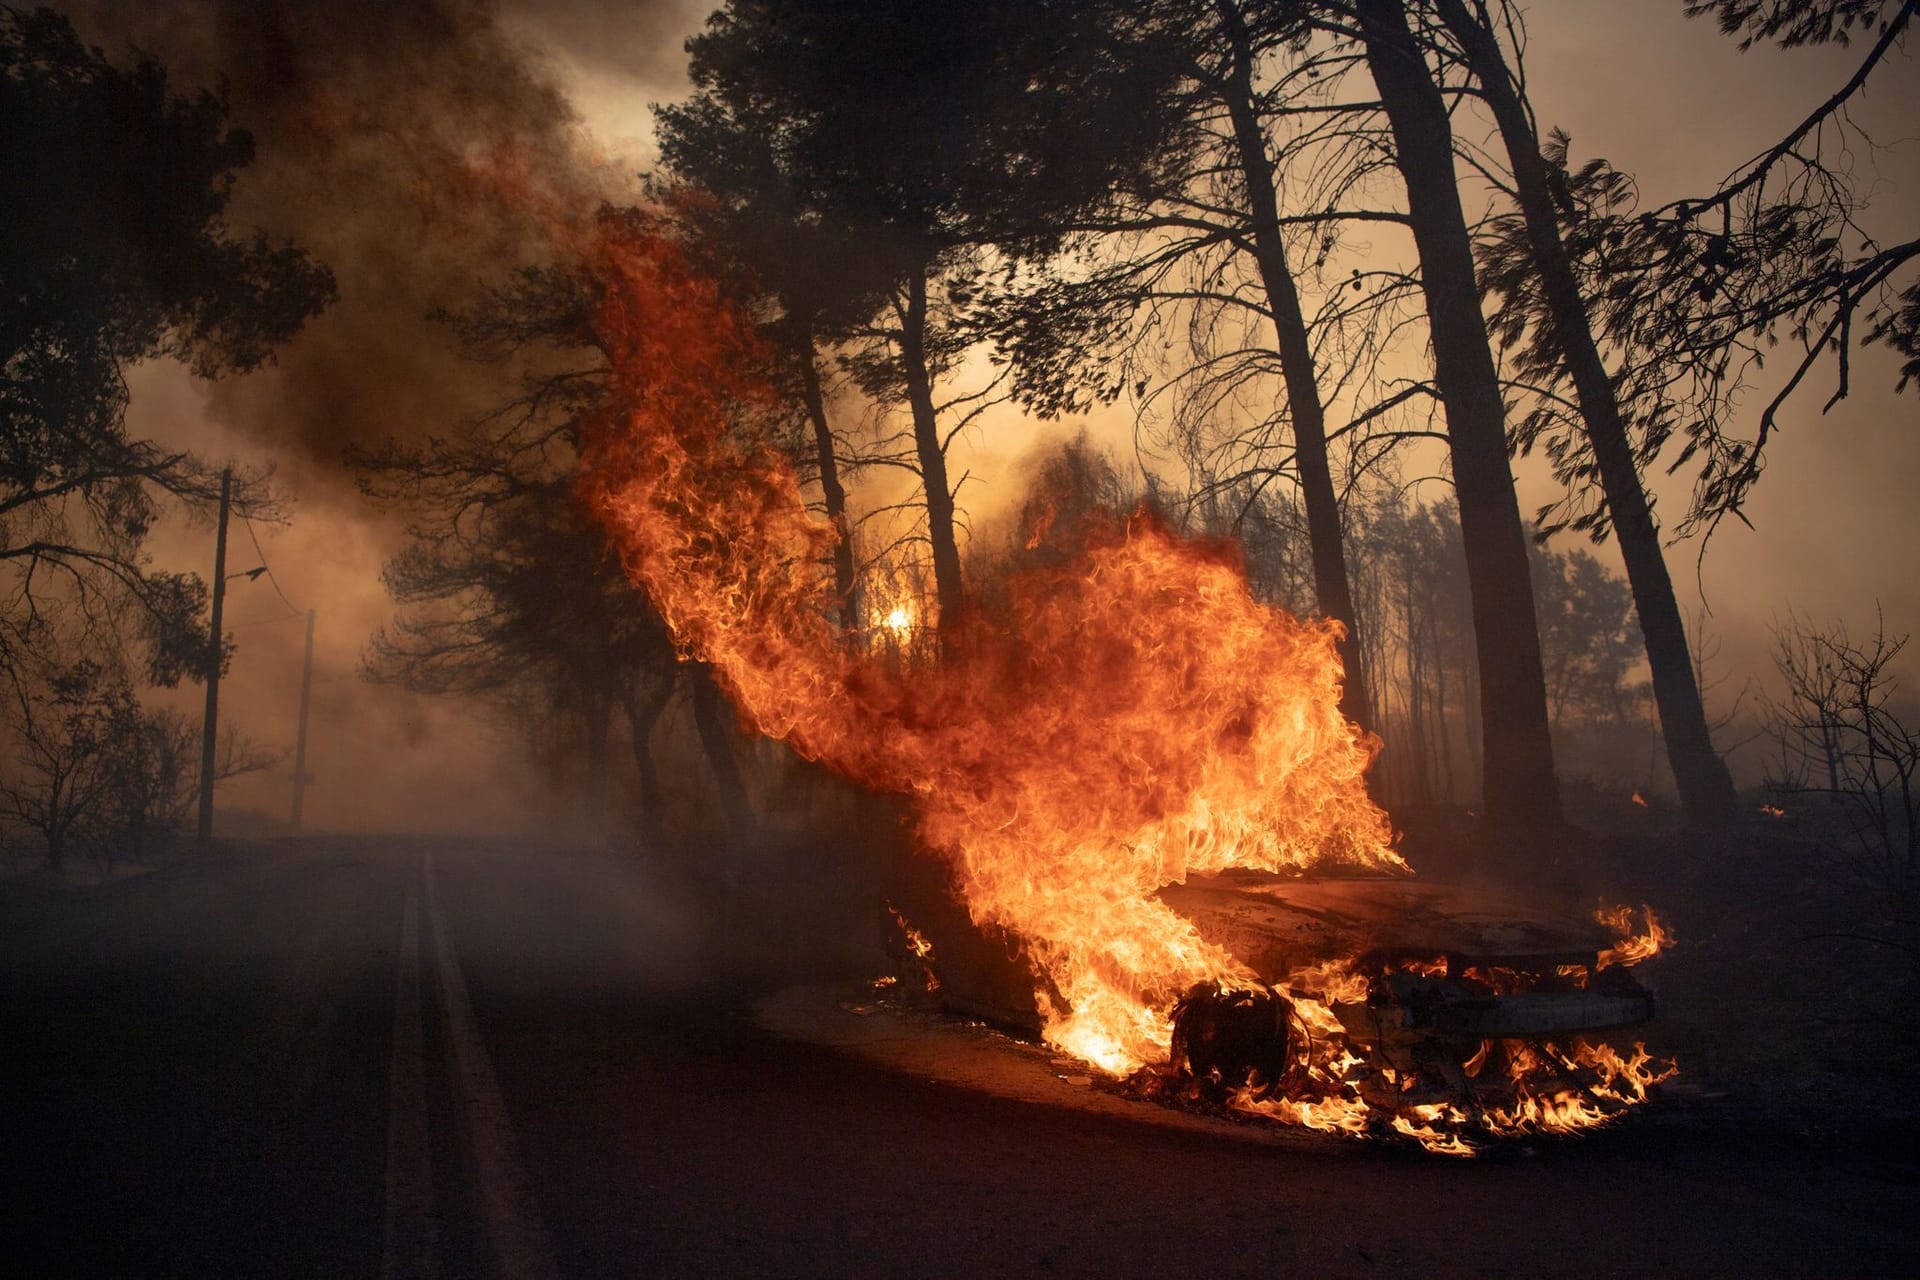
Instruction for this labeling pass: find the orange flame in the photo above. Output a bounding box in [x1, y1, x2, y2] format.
[579, 219, 1400, 1076]
[888, 903, 937, 962]
[887, 902, 940, 994]
[1595, 904, 1673, 968]
[575, 220, 1674, 1151]
[1214, 915, 1677, 1153]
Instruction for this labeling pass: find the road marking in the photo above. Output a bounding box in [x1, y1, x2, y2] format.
[421, 851, 560, 1280]
[382, 871, 436, 1280]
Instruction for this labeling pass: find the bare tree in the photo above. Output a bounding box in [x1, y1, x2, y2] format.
[1766, 610, 1920, 905]
[0, 657, 134, 873]
[0, 639, 274, 874]
[105, 706, 200, 866]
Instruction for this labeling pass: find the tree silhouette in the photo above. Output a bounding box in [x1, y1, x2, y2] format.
[0, 8, 333, 673]
[1687, 0, 1893, 48]
[1349, 0, 1561, 828]
[661, 0, 1188, 640]
[980, 0, 1407, 736]
[354, 264, 697, 828]
[1437, 0, 1737, 827]
[1499, 0, 1918, 540]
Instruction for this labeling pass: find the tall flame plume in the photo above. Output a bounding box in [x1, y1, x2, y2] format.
[579, 218, 1402, 1074]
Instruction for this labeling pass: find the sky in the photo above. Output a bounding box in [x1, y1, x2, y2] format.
[1515, 0, 1920, 686]
[47, 0, 1920, 829]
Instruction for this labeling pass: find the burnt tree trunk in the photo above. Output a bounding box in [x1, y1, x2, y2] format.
[1356, 0, 1562, 827]
[1217, 0, 1374, 736]
[1432, 612, 1457, 803]
[624, 677, 674, 818]
[1400, 560, 1433, 807]
[896, 267, 965, 638]
[792, 326, 860, 636]
[1461, 619, 1483, 788]
[1435, 0, 1737, 827]
[582, 692, 612, 827]
[688, 660, 754, 838]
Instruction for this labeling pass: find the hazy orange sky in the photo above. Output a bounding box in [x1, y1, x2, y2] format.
[64, 0, 1918, 829]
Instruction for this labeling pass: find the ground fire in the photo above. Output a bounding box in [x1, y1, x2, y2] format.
[580, 218, 1673, 1153]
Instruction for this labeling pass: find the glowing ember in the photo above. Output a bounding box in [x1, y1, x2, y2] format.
[887, 901, 940, 994]
[889, 903, 936, 961]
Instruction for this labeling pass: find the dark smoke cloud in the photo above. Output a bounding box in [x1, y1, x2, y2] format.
[60, 0, 669, 494]
[44, 0, 694, 835]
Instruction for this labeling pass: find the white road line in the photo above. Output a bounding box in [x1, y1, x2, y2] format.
[382, 870, 436, 1280]
[421, 851, 561, 1280]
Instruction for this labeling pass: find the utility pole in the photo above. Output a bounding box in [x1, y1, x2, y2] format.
[291, 608, 315, 832]
[197, 466, 231, 846]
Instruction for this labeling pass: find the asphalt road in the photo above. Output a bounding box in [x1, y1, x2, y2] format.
[2, 836, 1914, 1278]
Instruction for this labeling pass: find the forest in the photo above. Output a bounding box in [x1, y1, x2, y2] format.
[4, 0, 1920, 1196]
[363, 0, 1920, 875]
[0, 0, 1915, 912]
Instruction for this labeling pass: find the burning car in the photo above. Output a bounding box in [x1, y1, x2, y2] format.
[887, 868, 1673, 1154]
[582, 227, 1672, 1155]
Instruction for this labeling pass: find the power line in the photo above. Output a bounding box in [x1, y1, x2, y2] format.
[240, 513, 304, 618]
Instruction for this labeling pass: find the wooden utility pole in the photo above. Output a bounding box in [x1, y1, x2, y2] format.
[197, 466, 232, 845]
[291, 608, 315, 831]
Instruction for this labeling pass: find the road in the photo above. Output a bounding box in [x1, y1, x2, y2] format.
[2, 836, 1914, 1278]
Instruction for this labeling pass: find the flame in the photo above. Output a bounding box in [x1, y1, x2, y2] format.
[861, 569, 933, 666]
[888, 902, 937, 962]
[1391, 1107, 1478, 1157]
[1595, 904, 1673, 968]
[575, 219, 1671, 1152]
[1211, 908, 1678, 1153]
[579, 218, 1398, 1077]
[886, 902, 940, 994]
[1478, 1040, 1677, 1136]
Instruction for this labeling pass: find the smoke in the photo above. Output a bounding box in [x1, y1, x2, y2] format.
[59, 0, 674, 490]
[44, 0, 697, 835]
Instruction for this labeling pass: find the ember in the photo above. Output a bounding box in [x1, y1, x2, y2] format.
[580, 219, 1672, 1151]
[886, 902, 940, 996]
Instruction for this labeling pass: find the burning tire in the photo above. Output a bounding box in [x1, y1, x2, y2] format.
[1170, 985, 1301, 1090]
